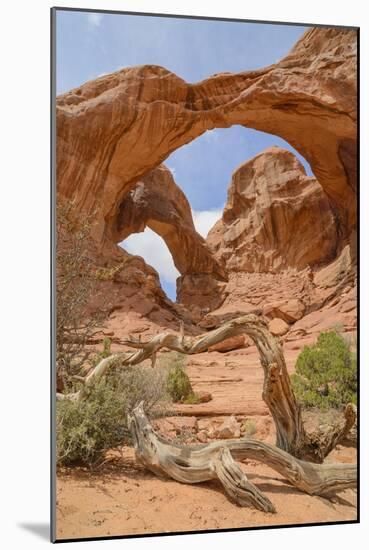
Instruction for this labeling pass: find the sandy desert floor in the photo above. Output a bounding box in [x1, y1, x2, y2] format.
[56, 445, 357, 540]
[56, 345, 357, 541]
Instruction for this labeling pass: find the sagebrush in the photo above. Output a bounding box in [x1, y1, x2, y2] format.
[56, 364, 170, 466]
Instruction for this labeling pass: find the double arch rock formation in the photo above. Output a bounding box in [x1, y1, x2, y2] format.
[55, 27, 357, 508]
[56, 26, 357, 325]
[57, 27, 357, 256]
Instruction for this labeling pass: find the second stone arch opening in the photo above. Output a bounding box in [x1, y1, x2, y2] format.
[117, 138, 338, 314]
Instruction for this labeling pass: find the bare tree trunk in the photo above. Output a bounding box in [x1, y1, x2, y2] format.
[127, 403, 356, 512]
[57, 314, 356, 462]
[120, 315, 356, 462]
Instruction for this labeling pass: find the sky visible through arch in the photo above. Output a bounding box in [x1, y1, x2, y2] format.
[56, 10, 311, 301]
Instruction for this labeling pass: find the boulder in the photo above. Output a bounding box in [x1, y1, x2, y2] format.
[263, 299, 305, 323]
[166, 416, 198, 434]
[214, 416, 241, 439]
[269, 318, 290, 336]
[208, 335, 245, 353]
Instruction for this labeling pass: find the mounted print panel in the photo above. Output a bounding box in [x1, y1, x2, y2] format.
[51, 7, 358, 542]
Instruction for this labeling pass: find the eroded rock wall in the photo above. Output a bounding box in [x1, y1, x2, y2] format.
[200, 146, 356, 342]
[57, 27, 357, 249]
[56, 27, 357, 341]
[207, 147, 338, 273]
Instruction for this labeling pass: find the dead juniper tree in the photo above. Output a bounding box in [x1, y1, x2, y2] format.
[56, 314, 357, 512]
[56, 201, 106, 392]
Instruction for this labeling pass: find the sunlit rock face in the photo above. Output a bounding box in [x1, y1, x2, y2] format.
[207, 147, 338, 274]
[202, 145, 356, 341]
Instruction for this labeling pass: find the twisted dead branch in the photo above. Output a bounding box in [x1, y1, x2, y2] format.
[57, 314, 356, 463]
[127, 403, 356, 512]
[120, 314, 356, 462]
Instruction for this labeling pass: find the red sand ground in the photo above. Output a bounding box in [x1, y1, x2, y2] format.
[56, 446, 356, 540]
[56, 345, 357, 541]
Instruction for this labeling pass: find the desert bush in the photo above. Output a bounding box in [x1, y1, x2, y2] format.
[56, 364, 170, 466]
[291, 330, 357, 410]
[89, 337, 112, 367]
[162, 352, 194, 403]
[182, 393, 202, 405]
[56, 201, 107, 391]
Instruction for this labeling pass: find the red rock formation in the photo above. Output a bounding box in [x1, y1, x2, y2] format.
[116, 164, 226, 280]
[200, 261, 356, 348]
[202, 146, 356, 341]
[55, 27, 357, 344]
[263, 299, 305, 323]
[56, 27, 357, 252]
[207, 147, 338, 273]
[81, 243, 197, 339]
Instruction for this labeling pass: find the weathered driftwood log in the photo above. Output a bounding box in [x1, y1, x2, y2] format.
[127, 403, 356, 512]
[120, 314, 303, 456]
[120, 315, 356, 462]
[57, 314, 356, 462]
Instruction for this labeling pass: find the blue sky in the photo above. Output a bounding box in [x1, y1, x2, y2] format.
[56, 10, 311, 300]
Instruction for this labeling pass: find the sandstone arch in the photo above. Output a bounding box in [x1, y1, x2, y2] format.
[56, 27, 357, 251]
[117, 164, 226, 280]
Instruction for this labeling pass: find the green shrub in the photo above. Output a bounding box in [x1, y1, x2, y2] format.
[89, 337, 112, 367]
[166, 364, 193, 403]
[56, 364, 169, 466]
[163, 352, 194, 403]
[182, 393, 201, 405]
[291, 330, 357, 410]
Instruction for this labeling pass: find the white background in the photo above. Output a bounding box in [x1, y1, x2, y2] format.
[1, 0, 367, 548]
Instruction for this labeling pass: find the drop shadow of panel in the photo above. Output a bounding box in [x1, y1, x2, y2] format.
[18, 523, 49, 541]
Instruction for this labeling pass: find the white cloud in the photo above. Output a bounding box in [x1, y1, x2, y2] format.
[87, 13, 102, 27]
[120, 228, 180, 283]
[192, 208, 223, 238]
